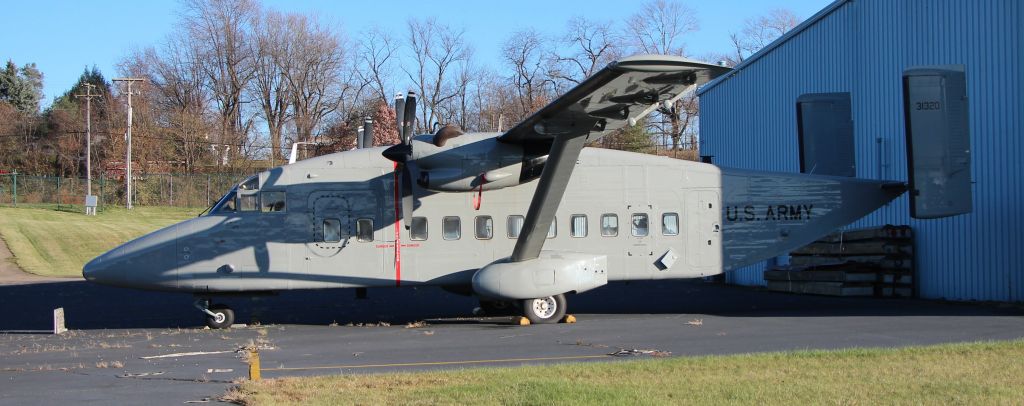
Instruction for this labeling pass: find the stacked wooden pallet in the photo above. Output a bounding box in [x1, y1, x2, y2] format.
[765, 225, 914, 297]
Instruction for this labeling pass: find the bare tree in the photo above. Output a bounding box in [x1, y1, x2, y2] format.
[451, 59, 478, 130]
[250, 9, 291, 162]
[405, 18, 471, 132]
[502, 28, 553, 122]
[624, 0, 699, 56]
[466, 68, 512, 132]
[727, 8, 801, 65]
[182, 0, 259, 156]
[356, 26, 399, 103]
[153, 38, 215, 172]
[624, 0, 700, 151]
[280, 13, 347, 142]
[550, 17, 622, 88]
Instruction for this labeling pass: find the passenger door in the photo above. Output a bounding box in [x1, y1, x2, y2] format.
[686, 190, 722, 273]
[306, 190, 384, 283]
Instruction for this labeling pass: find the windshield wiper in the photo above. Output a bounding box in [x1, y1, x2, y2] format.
[197, 200, 218, 217]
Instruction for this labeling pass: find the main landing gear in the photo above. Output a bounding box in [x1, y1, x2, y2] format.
[194, 299, 234, 329]
[478, 293, 568, 324]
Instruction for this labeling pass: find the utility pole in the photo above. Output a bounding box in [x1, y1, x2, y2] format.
[113, 78, 144, 210]
[75, 84, 101, 215]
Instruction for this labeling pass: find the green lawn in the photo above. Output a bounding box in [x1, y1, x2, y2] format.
[0, 206, 199, 277]
[231, 340, 1024, 405]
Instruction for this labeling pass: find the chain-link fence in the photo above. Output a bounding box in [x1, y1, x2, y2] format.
[0, 141, 703, 212]
[0, 172, 254, 211]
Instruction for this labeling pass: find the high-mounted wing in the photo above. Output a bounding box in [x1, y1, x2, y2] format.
[501, 55, 730, 262]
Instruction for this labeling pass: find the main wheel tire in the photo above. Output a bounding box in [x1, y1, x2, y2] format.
[205, 304, 234, 329]
[521, 294, 567, 324]
[479, 300, 515, 316]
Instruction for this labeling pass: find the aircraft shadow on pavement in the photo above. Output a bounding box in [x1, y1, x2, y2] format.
[0, 279, 1018, 331]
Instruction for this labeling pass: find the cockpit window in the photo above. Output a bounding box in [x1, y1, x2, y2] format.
[213, 189, 237, 213]
[238, 193, 258, 211]
[239, 175, 259, 191]
[237, 176, 260, 212]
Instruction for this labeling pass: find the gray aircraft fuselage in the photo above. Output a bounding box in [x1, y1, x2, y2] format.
[83, 132, 903, 294]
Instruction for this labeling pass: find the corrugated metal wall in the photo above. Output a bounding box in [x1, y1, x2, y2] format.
[699, 0, 1023, 301]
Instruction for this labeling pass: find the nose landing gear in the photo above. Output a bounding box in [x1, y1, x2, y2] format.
[194, 299, 235, 329]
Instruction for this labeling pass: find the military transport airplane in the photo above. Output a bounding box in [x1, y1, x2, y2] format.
[83, 55, 968, 327]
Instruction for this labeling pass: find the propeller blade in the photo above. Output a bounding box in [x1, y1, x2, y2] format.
[394, 93, 406, 144]
[401, 164, 414, 230]
[402, 91, 417, 144]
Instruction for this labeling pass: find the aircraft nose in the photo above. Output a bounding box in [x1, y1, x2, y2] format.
[82, 248, 125, 283]
[82, 224, 181, 288]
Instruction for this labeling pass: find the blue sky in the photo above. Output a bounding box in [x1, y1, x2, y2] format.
[6, 0, 831, 107]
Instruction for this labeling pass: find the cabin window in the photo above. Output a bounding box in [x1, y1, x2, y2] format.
[662, 213, 679, 236]
[570, 215, 588, 238]
[410, 217, 428, 241]
[547, 217, 557, 239]
[323, 218, 342, 243]
[475, 216, 493, 240]
[631, 213, 649, 237]
[260, 191, 286, 212]
[507, 215, 524, 238]
[443, 216, 461, 240]
[601, 214, 618, 237]
[356, 218, 374, 242]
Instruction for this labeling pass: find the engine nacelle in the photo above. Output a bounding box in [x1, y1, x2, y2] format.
[411, 134, 546, 193]
[471, 251, 608, 300]
[418, 165, 524, 192]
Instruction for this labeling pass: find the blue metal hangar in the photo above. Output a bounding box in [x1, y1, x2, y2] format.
[698, 0, 1022, 301]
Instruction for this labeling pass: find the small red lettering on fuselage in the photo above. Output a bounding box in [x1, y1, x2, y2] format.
[375, 243, 422, 249]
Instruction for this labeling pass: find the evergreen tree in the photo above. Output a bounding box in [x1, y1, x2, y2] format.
[601, 117, 654, 153]
[50, 66, 113, 117]
[0, 60, 44, 113]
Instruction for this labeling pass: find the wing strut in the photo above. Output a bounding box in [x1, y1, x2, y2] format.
[510, 135, 588, 262]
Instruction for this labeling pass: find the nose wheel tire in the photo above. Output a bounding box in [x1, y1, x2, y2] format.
[521, 294, 566, 324]
[205, 304, 235, 329]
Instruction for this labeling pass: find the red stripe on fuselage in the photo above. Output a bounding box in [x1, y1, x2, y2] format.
[393, 162, 402, 287]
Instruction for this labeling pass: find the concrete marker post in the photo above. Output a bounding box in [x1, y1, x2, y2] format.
[53, 308, 67, 335]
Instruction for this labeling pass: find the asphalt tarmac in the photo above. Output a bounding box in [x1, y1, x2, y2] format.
[1, 278, 1023, 405]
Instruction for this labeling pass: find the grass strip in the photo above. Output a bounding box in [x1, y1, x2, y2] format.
[231, 340, 1024, 405]
[0, 206, 198, 277]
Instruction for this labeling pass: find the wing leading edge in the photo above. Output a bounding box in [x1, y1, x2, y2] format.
[503, 55, 730, 262]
